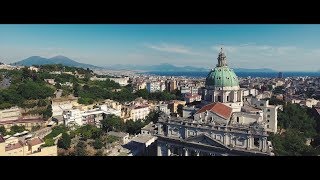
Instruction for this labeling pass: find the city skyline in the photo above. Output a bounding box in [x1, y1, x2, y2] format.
[1, 24, 320, 71]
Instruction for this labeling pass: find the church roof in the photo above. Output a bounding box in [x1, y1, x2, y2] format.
[205, 48, 239, 87]
[206, 67, 239, 87]
[195, 102, 232, 119]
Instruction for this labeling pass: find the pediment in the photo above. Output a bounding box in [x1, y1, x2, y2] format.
[185, 134, 231, 150]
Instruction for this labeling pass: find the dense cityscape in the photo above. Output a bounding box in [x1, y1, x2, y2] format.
[1, 47, 320, 156]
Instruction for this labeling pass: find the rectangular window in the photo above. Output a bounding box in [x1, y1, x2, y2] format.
[227, 96, 229, 101]
[237, 117, 239, 123]
[267, 109, 270, 112]
[260, 103, 264, 106]
[267, 125, 270, 128]
[267, 115, 270, 118]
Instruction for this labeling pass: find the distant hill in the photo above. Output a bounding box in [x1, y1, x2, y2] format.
[104, 63, 208, 72]
[12, 55, 102, 70]
[104, 63, 276, 72]
[233, 68, 276, 73]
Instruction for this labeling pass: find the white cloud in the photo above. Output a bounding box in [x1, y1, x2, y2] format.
[145, 43, 197, 55]
[208, 44, 320, 71]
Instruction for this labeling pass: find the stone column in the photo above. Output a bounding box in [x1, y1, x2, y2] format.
[167, 144, 171, 156]
[259, 138, 263, 151]
[223, 133, 228, 145]
[262, 137, 267, 152]
[246, 136, 251, 150]
[239, 90, 242, 102]
[196, 150, 200, 156]
[184, 148, 189, 156]
[157, 144, 162, 156]
[233, 91, 237, 103]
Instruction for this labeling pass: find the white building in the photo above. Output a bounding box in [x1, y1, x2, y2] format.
[49, 71, 61, 75]
[146, 81, 161, 93]
[28, 66, 39, 72]
[130, 105, 150, 121]
[184, 93, 202, 103]
[109, 77, 129, 86]
[158, 104, 170, 115]
[245, 96, 281, 133]
[160, 82, 166, 92]
[63, 105, 121, 127]
[63, 109, 83, 126]
[90, 76, 107, 81]
[242, 88, 259, 97]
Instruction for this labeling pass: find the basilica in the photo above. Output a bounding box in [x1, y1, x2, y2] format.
[155, 48, 280, 156]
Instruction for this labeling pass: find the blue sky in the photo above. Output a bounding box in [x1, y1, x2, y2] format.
[0, 24, 320, 71]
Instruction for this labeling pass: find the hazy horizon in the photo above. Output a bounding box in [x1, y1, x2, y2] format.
[1, 24, 320, 72]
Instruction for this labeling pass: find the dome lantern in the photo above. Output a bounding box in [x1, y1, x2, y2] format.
[205, 48, 239, 88]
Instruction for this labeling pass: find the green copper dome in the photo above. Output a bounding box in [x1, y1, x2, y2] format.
[205, 48, 239, 87]
[205, 67, 239, 87]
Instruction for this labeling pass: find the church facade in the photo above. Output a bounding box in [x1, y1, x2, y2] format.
[156, 48, 277, 156]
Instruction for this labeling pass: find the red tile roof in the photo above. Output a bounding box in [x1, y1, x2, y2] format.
[5, 141, 24, 151]
[134, 105, 149, 109]
[0, 118, 45, 125]
[0, 135, 5, 143]
[195, 102, 232, 119]
[27, 137, 44, 146]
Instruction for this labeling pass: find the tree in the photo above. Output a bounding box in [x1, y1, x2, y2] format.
[106, 135, 120, 144]
[145, 110, 160, 124]
[31, 125, 41, 132]
[0, 126, 6, 135]
[93, 138, 104, 149]
[76, 125, 102, 140]
[43, 105, 53, 119]
[55, 83, 62, 89]
[73, 82, 80, 97]
[278, 103, 316, 138]
[17, 81, 55, 100]
[125, 120, 144, 135]
[22, 67, 32, 80]
[268, 96, 285, 106]
[101, 115, 126, 132]
[95, 150, 104, 156]
[75, 141, 87, 156]
[37, 99, 47, 107]
[10, 125, 26, 134]
[273, 86, 285, 95]
[57, 132, 71, 149]
[135, 89, 149, 99]
[43, 138, 55, 147]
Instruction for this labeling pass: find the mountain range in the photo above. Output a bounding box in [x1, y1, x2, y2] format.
[104, 63, 276, 72]
[12, 55, 101, 70]
[11, 55, 277, 72]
